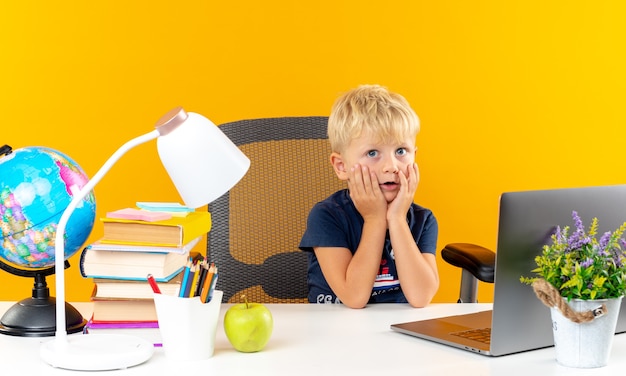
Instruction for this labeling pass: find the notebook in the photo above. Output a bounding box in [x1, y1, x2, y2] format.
[391, 184, 626, 356]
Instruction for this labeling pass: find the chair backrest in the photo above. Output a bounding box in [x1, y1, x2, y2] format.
[207, 116, 346, 303]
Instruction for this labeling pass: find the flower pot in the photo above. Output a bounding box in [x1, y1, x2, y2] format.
[549, 296, 623, 368]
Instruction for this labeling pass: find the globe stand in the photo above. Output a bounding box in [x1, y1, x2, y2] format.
[0, 260, 86, 337]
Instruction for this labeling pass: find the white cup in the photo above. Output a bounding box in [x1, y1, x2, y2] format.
[153, 290, 223, 361]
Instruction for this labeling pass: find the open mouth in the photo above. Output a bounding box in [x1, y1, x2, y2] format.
[380, 182, 398, 190]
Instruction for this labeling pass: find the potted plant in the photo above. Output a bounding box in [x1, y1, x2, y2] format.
[521, 210, 626, 368]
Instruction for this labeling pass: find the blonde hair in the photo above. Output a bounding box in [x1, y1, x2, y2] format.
[327, 84, 420, 153]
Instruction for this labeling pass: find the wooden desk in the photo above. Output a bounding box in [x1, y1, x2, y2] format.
[1, 301, 625, 375]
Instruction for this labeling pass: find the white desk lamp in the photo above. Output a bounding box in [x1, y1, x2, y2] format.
[40, 107, 250, 370]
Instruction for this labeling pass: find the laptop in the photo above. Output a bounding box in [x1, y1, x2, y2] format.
[391, 184, 626, 356]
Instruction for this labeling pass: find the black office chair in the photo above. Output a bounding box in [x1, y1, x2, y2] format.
[206, 116, 346, 303]
[441, 243, 495, 303]
[207, 116, 494, 304]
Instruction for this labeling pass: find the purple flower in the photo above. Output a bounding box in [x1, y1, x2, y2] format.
[580, 258, 594, 268]
[599, 231, 612, 251]
[572, 211, 584, 232]
[555, 226, 565, 244]
[568, 236, 591, 251]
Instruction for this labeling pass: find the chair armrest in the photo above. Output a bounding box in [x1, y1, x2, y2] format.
[441, 243, 495, 283]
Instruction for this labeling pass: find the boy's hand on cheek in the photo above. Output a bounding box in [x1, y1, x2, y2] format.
[387, 163, 419, 221]
[347, 164, 387, 221]
[407, 162, 419, 193]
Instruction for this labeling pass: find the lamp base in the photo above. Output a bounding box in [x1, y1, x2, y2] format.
[0, 296, 86, 337]
[41, 334, 154, 370]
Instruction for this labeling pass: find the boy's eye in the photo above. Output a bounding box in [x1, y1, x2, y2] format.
[367, 150, 378, 158]
[396, 148, 407, 156]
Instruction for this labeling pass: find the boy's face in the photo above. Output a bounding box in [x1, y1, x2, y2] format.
[331, 129, 417, 203]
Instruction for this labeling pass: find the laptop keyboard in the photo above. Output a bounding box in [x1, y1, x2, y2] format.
[450, 327, 491, 344]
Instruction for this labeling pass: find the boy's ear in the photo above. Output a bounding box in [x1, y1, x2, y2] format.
[330, 152, 348, 181]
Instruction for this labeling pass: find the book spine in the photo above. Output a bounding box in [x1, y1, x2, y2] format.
[83, 267, 185, 282]
[86, 321, 160, 329]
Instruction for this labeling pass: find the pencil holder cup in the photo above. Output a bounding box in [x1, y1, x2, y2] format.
[153, 290, 223, 361]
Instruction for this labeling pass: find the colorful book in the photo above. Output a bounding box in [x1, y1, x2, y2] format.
[87, 319, 159, 327]
[87, 236, 200, 255]
[84, 317, 162, 346]
[90, 295, 158, 322]
[79, 247, 189, 281]
[92, 270, 183, 299]
[136, 202, 194, 213]
[99, 211, 212, 247]
[105, 208, 172, 222]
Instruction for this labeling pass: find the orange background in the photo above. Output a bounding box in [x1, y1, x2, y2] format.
[2, 2, 626, 303]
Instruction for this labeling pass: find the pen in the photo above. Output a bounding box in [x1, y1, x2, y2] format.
[207, 272, 218, 303]
[200, 263, 215, 303]
[179, 258, 192, 297]
[147, 274, 161, 294]
[194, 260, 208, 297]
[188, 264, 200, 297]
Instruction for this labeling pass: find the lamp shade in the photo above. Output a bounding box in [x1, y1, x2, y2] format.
[156, 110, 250, 208]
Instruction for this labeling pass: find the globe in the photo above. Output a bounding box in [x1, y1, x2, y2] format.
[0, 146, 96, 270]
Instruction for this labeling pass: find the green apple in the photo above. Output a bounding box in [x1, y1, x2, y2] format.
[223, 295, 273, 352]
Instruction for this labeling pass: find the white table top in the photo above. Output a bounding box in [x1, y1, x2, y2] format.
[1, 301, 625, 375]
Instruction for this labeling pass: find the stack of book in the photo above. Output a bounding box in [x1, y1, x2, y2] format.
[80, 206, 212, 344]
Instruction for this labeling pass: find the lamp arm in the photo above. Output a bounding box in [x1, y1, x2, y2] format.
[53, 129, 160, 342]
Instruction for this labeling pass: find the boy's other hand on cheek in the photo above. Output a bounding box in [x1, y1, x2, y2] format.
[387, 163, 419, 221]
[347, 164, 387, 222]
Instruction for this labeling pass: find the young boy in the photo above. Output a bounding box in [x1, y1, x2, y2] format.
[299, 84, 439, 308]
